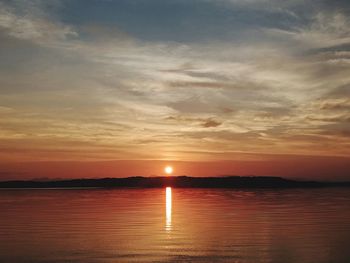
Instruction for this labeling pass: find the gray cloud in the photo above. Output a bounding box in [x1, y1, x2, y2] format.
[201, 119, 222, 128]
[320, 99, 350, 111]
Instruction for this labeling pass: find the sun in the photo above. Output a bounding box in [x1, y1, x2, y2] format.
[164, 166, 173, 175]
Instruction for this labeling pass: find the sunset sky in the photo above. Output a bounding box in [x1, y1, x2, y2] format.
[0, 0, 349, 180]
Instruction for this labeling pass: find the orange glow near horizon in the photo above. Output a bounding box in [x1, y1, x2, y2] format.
[165, 187, 172, 231]
[1, 157, 350, 181]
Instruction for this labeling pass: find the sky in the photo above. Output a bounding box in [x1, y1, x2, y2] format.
[0, 0, 349, 180]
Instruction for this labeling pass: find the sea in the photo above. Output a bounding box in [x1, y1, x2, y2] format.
[0, 187, 349, 263]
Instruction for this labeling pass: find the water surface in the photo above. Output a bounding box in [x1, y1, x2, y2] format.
[0, 187, 350, 263]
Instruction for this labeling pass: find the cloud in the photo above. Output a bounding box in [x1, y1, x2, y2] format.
[165, 115, 222, 128]
[0, 0, 350, 163]
[0, 1, 77, 46]
[266, 11, 350, 50]
[320, 99, 350, 111]
[201, 119, 222, 128]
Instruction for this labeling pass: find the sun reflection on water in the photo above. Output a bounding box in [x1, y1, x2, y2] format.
[165, 187, 172, 231]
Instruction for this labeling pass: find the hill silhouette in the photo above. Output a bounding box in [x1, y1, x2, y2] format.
[0, 176, 349, 189]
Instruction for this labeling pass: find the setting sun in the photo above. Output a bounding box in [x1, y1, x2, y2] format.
[165, 166, 173, 175]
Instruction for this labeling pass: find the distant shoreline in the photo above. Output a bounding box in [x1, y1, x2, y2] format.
[0, 176, 349, 189]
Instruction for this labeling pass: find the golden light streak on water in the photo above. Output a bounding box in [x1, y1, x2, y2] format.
[165, 187, 172, 231]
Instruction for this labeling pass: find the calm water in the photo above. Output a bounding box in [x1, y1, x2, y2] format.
[0, 188, 350, 263]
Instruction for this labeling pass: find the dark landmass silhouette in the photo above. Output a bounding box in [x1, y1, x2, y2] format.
[0, 176, 349, 189]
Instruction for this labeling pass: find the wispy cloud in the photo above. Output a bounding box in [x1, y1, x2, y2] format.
[0, 1, 77, 46]
[0, 0, 349, 164]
